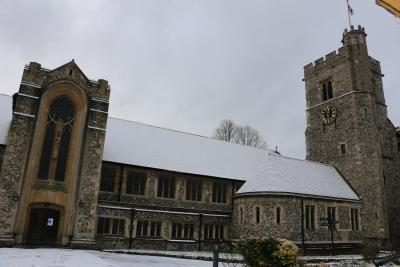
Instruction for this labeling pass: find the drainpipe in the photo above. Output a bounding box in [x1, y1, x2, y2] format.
[198, 213, 203, 251]
[129, 208, 135, 250]
[301, 197, 306, 255]
[118, 165, 124, 202]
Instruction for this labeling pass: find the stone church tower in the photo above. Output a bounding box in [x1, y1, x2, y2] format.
[304, 26, 400, 244]
[0, 61, 110, 247]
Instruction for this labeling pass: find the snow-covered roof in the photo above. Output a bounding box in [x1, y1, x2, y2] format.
[0, 94, 359, 201]
[235, 153, 359, 200]
[104, 118, 359, 201]
[0, 94, 12, 145]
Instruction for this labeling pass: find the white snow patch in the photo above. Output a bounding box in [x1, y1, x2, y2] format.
[0, 248, 399, 267]
[105, 249, 242, 261]
[0, 248, 218, 267]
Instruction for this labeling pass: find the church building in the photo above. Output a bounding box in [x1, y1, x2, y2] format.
[0, 26, 398, 250]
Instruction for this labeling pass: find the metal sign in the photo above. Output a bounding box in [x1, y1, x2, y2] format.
[47, 218, 54, 226]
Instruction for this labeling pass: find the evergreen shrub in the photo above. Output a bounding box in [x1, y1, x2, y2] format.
[235, 237, 299, 267]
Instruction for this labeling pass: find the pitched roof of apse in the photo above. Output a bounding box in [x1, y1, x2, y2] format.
[0, 94, 360, 201]
[0, 94, 12, 145]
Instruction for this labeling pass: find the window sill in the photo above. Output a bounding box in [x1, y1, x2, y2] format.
[99, 190, 115, 193]
[135, 236, 163, 240]
[124, 193, 145, 196]
[184, 199, 203, 203]
[96, 234, 125, 238]
[167, 239, 197, 243]
[156, 196, 176, 200]
[33, 180, 66, 192]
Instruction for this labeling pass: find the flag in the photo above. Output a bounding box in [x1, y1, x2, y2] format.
[348, 2, 354, 15]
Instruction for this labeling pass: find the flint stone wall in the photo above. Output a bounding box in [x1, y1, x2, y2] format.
[232, 195, 362, 243]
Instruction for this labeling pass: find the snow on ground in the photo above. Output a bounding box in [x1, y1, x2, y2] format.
[0, 248, 217, 267]
[105, 249, 243, 261]
[0, 248, 399, 267]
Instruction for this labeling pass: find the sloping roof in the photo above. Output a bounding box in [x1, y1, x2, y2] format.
[0, 94, 359, 201]
[235, 153, 358, 200]
[0, 94, 12, 145]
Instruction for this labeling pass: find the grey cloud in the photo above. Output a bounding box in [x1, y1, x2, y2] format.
[0, 0, 399, 159]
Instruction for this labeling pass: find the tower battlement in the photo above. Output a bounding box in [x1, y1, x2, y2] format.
[342, 25, 366, 36]
[304, 25, 380, 75]
[304, 46, 349, 74]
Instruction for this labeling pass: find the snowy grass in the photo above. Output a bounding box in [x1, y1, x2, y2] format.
[104, 248, 243, 261]
[0, 248, 399, 267]
[0, 248, 217, 267]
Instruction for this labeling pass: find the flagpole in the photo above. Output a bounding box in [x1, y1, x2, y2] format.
[347, 0, 352, 27]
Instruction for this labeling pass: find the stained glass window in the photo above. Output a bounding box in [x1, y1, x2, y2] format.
[38, 96, 74, 182]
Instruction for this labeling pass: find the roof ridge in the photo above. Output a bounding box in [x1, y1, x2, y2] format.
[268, 151, 334, 168]
[108, 116, 276, 153]
[0, 93, 12, 97]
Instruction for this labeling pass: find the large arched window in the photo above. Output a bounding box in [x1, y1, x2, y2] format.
[38, 96, 75, 182]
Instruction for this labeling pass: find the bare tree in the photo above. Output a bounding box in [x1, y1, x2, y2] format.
[212, 119, 239, 142]
[236, 126, 267, 149]
[212, 119, 267, 149]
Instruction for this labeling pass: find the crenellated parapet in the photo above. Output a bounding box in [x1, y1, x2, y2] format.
[304, 25, 371, 76]
[304, 46, 349, 75]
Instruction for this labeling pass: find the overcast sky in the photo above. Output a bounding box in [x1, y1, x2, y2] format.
[0, 0, 399, 159]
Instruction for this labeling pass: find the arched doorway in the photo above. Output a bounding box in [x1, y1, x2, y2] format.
[26, 207, 61, 245]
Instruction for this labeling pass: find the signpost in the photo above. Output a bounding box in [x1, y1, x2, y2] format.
[320, 217, 338, 255]
[213, 243, 219, 267]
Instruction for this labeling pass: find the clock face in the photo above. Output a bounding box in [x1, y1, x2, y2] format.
[320, 106, 337, 124]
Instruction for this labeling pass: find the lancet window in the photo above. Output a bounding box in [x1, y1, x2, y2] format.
[37, 96, 75, 182]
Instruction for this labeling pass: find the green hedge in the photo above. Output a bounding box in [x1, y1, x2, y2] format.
[234, 237, 299, 267]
